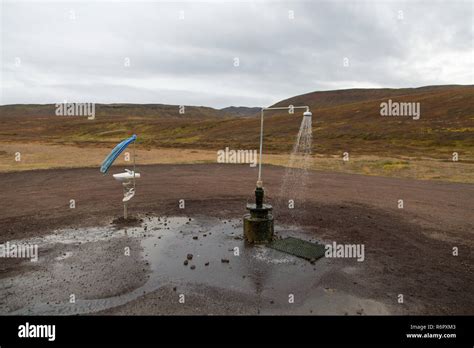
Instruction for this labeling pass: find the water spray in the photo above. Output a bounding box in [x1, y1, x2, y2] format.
[244, 106, 312, 243]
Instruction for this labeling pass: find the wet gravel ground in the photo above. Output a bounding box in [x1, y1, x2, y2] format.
[0, 216, 389, 315]
[0, 164, 472, 315]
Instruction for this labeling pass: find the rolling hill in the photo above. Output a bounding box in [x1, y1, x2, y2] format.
[1, 85, 473, 160]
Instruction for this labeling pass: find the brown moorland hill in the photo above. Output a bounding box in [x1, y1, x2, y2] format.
[0, 85, 472, 160]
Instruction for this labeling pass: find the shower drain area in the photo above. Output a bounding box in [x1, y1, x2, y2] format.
[0, 216, 388, 315]
[269, 237, 326, 262]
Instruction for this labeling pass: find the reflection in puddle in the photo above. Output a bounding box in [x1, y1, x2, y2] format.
[3, 216, 386, 315]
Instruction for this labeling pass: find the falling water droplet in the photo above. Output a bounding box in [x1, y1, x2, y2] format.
[277, 115, 313, 223]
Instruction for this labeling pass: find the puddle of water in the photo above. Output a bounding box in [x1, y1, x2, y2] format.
[138, 216, 322, 298]
[3, 216, 385, 315]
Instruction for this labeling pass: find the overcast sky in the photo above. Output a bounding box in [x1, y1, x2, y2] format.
[1, 0, 472, 108]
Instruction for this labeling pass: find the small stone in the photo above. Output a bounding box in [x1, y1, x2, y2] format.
[187, 254, 193, 260]
[205, 262, 209, 266]
[221, 258, 230, 263]
[173, 287, 177, 291]
[203, 234, 207, 237]
[184, 260, 189, 266]
[193, 236, 198, 240]
[190, 265, 196, 270]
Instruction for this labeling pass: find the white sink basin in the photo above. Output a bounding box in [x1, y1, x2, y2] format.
[113, 169, 141, 182]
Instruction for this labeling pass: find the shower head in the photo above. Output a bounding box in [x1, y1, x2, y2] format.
[303, 110, 312, 118]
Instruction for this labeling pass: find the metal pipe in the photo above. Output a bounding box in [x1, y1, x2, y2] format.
[133, 141, 136, 190]
[262, 106, 310, 112]
[258, 108, 264, 182]
[257, 105, 310, 184]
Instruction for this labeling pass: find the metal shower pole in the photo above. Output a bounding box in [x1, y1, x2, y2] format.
[124, 141, 137, 220]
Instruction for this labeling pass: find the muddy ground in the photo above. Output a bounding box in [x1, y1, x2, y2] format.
[0, 164, 472, 315]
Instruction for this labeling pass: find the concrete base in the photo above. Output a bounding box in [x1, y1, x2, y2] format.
[243, 186, 274, 244]
[243, 214, 274, 243]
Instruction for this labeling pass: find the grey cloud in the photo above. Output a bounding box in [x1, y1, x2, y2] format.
[1, 0, 472, 108]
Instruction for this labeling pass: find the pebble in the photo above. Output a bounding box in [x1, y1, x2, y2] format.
[221, 258, 230, 263]
[187, 254, 193, 260]
[184, 260, 189, 266]
[190, 265, 196, 270]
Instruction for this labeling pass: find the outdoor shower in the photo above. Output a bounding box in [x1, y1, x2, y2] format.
[243, 106, 312, 243]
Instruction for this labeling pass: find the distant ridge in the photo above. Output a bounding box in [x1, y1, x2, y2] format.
[0, 85, 472, 159]
[220, 106, 261, 117]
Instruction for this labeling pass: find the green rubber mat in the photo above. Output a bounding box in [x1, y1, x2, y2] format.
[269, 237, 325, 261]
